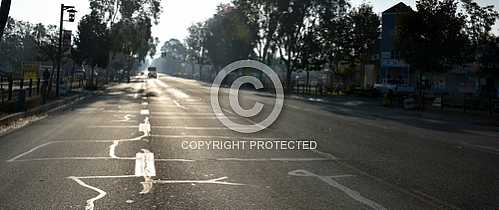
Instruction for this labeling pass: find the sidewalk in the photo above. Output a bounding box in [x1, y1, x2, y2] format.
[288, 94, 499, 128]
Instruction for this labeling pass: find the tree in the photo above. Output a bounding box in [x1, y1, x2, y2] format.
[396, 0, 468, 79]
[275, 0, 318, 91]
[0, 0, 11, 40]
[185, 22, 209, 80]
[161, 39, 187, 62]
[460, 0, 499, 83]
[157, 38, 187, 75]
[86, 0, 163, 80]
[204, 4, 258, 74]
[0, 18, 56, 78]
[32, 24, 59, 67]
[461, 0, 499, 49]
[295, 27, 325, 89]
[77, 11, 110, 88]
[349, 4, 380, 84]
[234, 0, 279, 64]
[316, 0, 351, 87]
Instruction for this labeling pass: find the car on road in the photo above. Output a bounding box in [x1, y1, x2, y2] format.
[148, 67, 158, 79]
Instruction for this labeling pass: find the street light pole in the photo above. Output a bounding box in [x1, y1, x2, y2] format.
[56, 4, 76, 97]
[56, 4, 64, 97]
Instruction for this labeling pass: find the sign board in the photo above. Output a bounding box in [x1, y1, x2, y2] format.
[22, 63, 40, 80]
[63, 30, 72, 55]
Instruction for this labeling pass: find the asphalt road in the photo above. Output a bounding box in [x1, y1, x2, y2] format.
[0, 75, 498, 210]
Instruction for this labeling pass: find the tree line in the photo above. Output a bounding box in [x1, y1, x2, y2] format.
[0, 0, 163, 87]
[158, 0, 498, 92]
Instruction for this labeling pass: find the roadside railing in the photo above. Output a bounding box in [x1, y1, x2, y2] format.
[0, 79, 42, 105]
[0, 78, 86, 105]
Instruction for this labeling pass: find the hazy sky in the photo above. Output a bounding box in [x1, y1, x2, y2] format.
[9, 0, 499, 53]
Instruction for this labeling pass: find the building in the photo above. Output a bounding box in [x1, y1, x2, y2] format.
[379, 2, 414, 91]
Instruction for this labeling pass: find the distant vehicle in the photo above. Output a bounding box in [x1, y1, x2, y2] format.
[148, 67, 158, 79]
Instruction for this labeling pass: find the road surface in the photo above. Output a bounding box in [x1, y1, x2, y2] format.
[1, 75, 498, 209]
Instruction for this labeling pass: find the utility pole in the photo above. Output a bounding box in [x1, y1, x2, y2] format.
[56, 4, 64, 97]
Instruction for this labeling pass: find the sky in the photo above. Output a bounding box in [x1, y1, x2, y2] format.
[8, 0, 499, 55]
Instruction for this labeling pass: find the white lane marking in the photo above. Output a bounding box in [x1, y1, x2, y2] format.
[222, 107, 266, 130]
[217, 158, 333, 162]
[90, 125, 139, 128]
[140, 109, 150, 116]
[14, 157, 136, 162]
[173, 100, 188, 110]
[8, 116, 152, 162]
[289, 170, 386, 210]
[124, 114, 133, 121]
[155, 159, 196, 162]
[151, 126, 244, 130]
[133, 93, 139, 99]
[155, 79, 190, 99]
[112, 114, 134, 122]
[153, 176, 245, 186]
[151, 135, 289, 140]
[142, 102, 149, 106]
[12, 157, 335, 163]
[152, 112, 224, 116]
[139, 117, 151, 137]
[311, 150, 339, 160]
[134, 149, 156, 177]
[68, 176, 107, 210]
[7, 142, 55, 162]
[142, 97, 148, 100]
[109, 117, 150, 158]
[71, 175, 138, 179]
[151, 116, 236, 120]
[109, 141, 119, 158]
[135, 149, 156, 194]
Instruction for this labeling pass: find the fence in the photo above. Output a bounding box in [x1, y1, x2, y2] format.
[0, 77, 85, 105]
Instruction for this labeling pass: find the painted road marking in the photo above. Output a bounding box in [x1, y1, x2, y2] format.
[135, 149, 156, 177]
[8, 116, 152, 162]
[152, 176, 245, 186]
[151, 116, 237, 120]
[173, 100, 188, 110]
[155, 79, 190, 99]
[68, 176, 107, 210]
[289, 170, 386, 210]
[109, 141, 119, 158]
[135, 149, 156, 194]
[152, 112, 225, 116]
[140, 109, 150, 116]
[7, 142, 55, 162]
[151, 126, 238, 130]
[112, 114, 134, 122]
